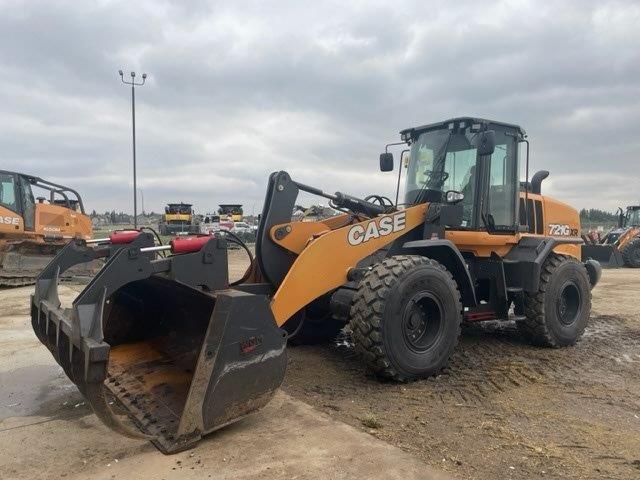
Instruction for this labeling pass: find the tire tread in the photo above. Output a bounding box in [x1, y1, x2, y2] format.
[621, 237, 640, 268]
[518, 253, 591, 347]
[349, 255, 462, 382]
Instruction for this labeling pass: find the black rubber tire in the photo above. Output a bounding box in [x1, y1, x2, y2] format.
[621, 237, 640, 268]
[349, 255, 462, 382]
[518, 253, 591, 347]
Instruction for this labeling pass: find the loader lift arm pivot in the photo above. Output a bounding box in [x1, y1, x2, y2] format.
[256, 171, 395, 287]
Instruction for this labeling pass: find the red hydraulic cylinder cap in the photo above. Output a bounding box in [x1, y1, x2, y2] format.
[109, 230, 141, 245]
[170, 235, 213, 254]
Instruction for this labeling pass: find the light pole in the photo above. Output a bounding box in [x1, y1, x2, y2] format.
[119, 70, 147, 229]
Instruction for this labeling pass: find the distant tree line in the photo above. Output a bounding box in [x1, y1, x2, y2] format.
[580, 208, 619, 230]
[579, 208, 617, 223]
[89, 210, 160, 225]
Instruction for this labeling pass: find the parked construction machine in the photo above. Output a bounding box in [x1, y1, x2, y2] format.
[158, 203, 199, 235]
[0, 171, 93, 286]
[582, 206, 640, 267]
[218, 203, 243, 222]
[31, 117, 600, 453]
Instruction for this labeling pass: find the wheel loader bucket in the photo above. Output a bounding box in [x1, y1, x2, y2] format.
[581, 244, 624, 268]
[31, 234, 287, 453]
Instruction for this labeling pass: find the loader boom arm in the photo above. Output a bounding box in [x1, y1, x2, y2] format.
[270, 203, 427, 325]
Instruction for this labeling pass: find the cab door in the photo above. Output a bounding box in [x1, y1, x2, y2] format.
[478, 128, 519, 233]
[17, 175, 36, 231]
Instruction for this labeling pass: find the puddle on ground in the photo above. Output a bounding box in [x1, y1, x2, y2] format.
[0, 363, 90, 421]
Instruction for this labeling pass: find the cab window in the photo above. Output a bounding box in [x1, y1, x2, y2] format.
[0, 174, 17, 211]
[486, 131, 518, 229]
[442, 148, 477, 227]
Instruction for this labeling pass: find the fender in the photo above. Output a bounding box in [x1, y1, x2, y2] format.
[400, 239, 477, 307]
[504, 236, 585, 292]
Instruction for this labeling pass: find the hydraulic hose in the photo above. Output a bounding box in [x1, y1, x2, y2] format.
[140, 226, 167, 256]
[223, 231, 255, 286]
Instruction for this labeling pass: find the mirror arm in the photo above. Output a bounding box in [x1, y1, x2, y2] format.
[385, 141, 406, 153]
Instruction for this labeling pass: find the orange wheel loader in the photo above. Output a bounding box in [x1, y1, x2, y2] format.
[582, 205, 640, 267]
[30, 117, 601, 453]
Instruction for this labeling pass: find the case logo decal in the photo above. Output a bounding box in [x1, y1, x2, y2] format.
[348, 212, 406, 246]
[0, 216, 19, 226]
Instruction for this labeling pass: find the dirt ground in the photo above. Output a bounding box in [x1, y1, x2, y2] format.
[282, 268, 640, 480]
[0, 283, 450, 480]
[2, 250, 638, 480]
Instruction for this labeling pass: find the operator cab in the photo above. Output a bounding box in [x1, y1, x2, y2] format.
[389, 118, 526, 233]
[0, 171, 85, 231]
[166, 203, 193, 215]
[623, 206, 640, 228]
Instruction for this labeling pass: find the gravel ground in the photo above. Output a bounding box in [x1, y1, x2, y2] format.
[282, 268, 640, 480]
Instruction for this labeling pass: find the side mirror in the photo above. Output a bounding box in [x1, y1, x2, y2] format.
[379, 152, 394, 172]
[477, 130, 496, 156]
[445, 190, 464, 204]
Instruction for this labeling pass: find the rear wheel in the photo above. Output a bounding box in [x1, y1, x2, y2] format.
[621, 237, 640, 268]
[518, 253, 591, 347]
[349, 255, 462, 382]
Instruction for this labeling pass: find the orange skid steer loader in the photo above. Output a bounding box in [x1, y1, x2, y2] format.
[31, 117, 601, 453]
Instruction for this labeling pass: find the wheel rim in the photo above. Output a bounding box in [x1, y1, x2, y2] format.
[556, 281, 581, 326]
[401, 293, 444, 352]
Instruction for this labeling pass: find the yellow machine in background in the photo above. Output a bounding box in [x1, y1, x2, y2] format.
[0, 170, 93, 285]
[158, 203, 199, 235]
[218, 203, 243, 222]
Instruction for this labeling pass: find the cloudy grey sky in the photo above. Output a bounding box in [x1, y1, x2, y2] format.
[1, 0, 639, 215]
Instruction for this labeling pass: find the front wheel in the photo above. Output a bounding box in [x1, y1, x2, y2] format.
[621, 237, 640, 268]
[518, 253, 591, 347]
[349, 255, 462, 382]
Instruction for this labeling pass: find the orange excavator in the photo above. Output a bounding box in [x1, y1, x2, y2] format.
[0, 170, 93, 285]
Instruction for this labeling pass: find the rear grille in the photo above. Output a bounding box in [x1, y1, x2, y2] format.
[519, 198, 544, 234]
[534, 200, 544, 234]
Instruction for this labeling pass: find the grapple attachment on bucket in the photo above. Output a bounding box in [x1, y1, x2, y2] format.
[31, 233, 287, 453]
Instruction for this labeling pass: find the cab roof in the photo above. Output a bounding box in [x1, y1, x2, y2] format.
[400, 117, 526, 140]
[0, 170, 40, 183]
